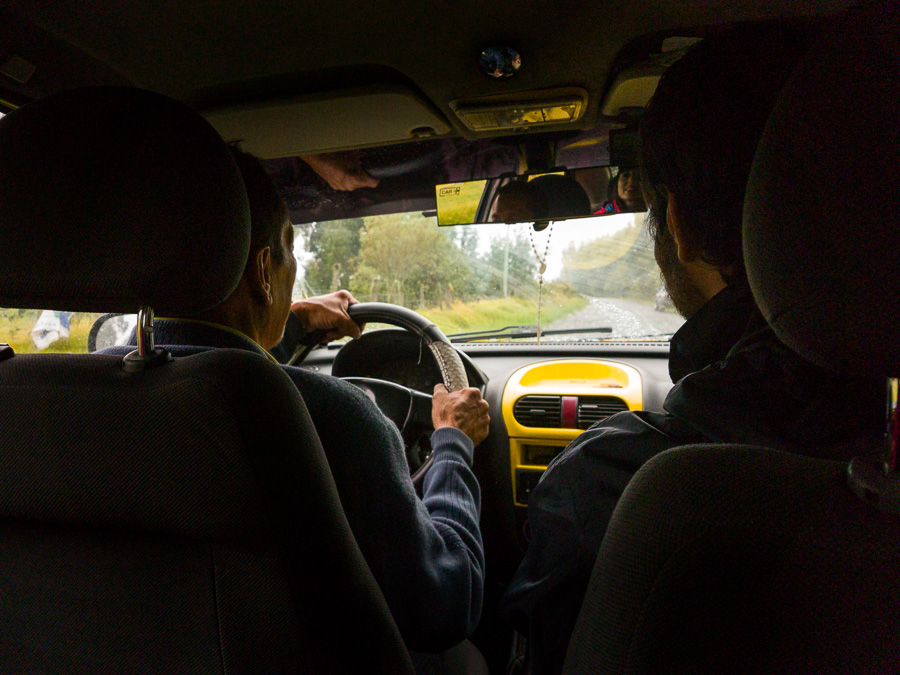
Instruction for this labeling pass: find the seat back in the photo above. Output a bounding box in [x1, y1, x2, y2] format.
[563, 445, 900, 673]
[0, 87, 413, 673]
[0, 350, 414, 673]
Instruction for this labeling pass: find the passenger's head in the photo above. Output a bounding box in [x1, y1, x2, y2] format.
[490, 180, 546, 222]
[491, 175, 591, 223]
[609, 167, 644, 212]
[196, 146, 296, 349]
[640, 26, 813, 317]
[528, 174, 591, 219]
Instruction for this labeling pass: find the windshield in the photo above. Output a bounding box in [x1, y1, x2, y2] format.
[0, 209, 680, 355]
[0, 118, 681, 353]
[294, 211, 684, 342]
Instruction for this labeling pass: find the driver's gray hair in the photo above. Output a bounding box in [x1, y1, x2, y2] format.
[228, 145, 290, 264]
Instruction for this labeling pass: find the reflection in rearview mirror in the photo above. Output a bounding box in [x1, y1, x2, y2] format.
[435, 166, 646, 226]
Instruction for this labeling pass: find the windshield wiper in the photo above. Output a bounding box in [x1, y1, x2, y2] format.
[595, 332, 675, 341]
[449, 325, 613, 343]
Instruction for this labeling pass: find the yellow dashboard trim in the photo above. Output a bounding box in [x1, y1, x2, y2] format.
[502, 359, 643, 506]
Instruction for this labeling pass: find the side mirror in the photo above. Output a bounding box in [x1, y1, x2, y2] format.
[87, 313, 137, 353]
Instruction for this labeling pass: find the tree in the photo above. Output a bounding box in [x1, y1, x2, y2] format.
[349, 213, 472, 307]
[447, 227, 482, 299]
[476, 229, 538, 299]
[301, 218, 365, 295]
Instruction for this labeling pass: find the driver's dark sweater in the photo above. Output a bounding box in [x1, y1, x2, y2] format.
[108, 319, 484, 652]
[500, 281, 884, 675]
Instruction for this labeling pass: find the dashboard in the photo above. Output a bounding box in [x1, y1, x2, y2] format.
[306, 329, 674, 579]
[501, 359, 643, 506]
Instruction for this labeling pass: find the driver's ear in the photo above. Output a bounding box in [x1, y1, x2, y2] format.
[664, 189, 700, 264]
[248, 247, 274, 305]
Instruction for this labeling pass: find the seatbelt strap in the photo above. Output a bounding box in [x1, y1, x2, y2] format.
[847, 377, 900, 513]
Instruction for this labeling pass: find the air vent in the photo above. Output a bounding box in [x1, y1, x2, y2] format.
[514, 395, 562, 428]
[577, 396, 628, 429]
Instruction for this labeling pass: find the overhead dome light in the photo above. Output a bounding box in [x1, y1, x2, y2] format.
[452, 96, 585, 132]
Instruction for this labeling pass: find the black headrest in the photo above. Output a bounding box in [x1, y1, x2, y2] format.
[0, 86, 250, 314]
[743, 3, 900, 376]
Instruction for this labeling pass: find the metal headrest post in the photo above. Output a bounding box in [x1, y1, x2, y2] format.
[848, 377, 900, 513]
[136, 306, 155, 356]
[885, 378, 900, 473]
[122, 305, 172, 373]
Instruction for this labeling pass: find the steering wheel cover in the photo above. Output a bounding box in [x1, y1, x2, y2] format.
[347, 303, 468, 392]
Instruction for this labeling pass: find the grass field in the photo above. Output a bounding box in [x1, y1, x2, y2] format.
[419, 287, 588, 336]
[0, 310, 101, 354]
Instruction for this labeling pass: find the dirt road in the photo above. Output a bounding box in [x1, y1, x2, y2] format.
[547, 297, 684, 340]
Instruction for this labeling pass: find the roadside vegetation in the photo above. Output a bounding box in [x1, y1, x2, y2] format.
[299, 212, 538, 308]
[1, 213, 655, 354]
[0, 309, 98, 354]
[420, 285, 588, 336]
[299, 212, 593, 336]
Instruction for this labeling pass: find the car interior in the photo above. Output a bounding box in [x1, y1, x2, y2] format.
[0, 1, 897, 673]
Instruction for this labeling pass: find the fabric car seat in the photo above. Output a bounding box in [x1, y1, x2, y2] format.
[562, 4, 900, 673]
[0, 87, 414, 674]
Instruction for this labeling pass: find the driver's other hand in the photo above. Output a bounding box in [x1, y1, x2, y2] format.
[432, 384, 491, 446]
[291, 290, 365, 342]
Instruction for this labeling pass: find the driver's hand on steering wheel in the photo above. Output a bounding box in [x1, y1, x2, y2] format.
[291, 290, 366, 342]
[432, 384, 491, 446]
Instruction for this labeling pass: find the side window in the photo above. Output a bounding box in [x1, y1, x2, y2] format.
[1, 309, 87, 354]
[0, 310, 136, 354]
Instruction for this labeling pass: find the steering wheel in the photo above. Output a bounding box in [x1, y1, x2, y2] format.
[290, 302, 474, 489]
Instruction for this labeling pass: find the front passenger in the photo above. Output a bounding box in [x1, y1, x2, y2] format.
[500, 28, 886, 675]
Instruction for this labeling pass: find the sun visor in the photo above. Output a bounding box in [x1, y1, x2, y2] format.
[601, 69, 662, 116]
[203, 85, 452, 157]
[601, 40, 701, 117]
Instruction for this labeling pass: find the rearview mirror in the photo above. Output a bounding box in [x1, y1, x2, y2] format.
[435, 166, 646, 226]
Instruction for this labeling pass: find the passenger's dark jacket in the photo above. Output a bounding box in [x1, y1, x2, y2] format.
[500, 281, 883, 675]
[108, 319, 484, 652]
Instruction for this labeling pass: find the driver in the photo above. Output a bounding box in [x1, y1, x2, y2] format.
[125, 146, 491, 669]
